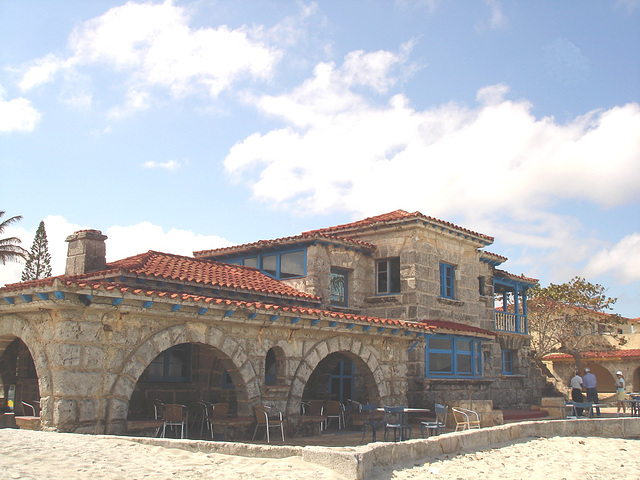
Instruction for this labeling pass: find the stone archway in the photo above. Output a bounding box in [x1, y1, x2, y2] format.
[0, 315, 52, 424]
[286, 336, 390, 418]
[105, 323, 261, 435]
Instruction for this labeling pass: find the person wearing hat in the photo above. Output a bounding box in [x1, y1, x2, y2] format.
[616, 371, 626, 415]
[583, 367, 601, 416]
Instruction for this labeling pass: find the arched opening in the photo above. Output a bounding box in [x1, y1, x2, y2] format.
[127, 342, 246, 437]
[0, 337, 40, 415]
[264, 346, 285, 386]
[632, 366, 640, 393]
[584, 363, 616, 393]
[302, 351, 379, 405]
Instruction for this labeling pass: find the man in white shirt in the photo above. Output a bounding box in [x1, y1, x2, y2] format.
[570, 371, 584, 415]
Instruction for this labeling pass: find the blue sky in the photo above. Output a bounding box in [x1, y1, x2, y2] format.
[1, 0, 639, 318]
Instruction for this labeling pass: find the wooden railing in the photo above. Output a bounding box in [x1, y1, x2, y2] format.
[494, 311, 527, 334]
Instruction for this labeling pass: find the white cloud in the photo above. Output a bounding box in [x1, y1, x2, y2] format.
[583, 233, 640, 284]
[0, 216, 232, 287]
[0, 88, 41, 132]
[476, 0, 508, 33]
[225, 48, 640, 220]
[143, 159, 183, 171]
[18, 0, 283, 116]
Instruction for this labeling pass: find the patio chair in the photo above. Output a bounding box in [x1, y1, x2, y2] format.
[421, 403, 448, 437]
[196, 401, 214, 438]
[384, 406, 411, 441]
[452, 407, 480, 431]
[252, 405, 285, 443]
[208, 402, 230, 439]
[21, 400, 40, 417]
[356, 404, 385, 444]
[323, 400, 345, 430]
[300, 400, 326, 435]
[161, 404, 188, 439]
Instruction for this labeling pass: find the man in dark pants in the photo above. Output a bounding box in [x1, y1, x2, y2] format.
[583, 367, 601, 417]
[570, 371, 584, 416]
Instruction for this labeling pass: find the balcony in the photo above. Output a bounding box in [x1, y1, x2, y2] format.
[494, 311, 527, 335]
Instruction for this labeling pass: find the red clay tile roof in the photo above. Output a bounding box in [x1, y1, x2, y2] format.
[303, 210, 494, 243]
[2, 277, 437, 335]
[1, 251, 321, 302]
[494, 269, 538, 285]
[419, 319, 497, 338]
[543, 349, 640, 360]
[106, 251, 320, 300]
[194, 232, 374, 258]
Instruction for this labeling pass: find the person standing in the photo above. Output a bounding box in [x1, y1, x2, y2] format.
[570, 371, 584, 416]
[616, 371, 626, 416]
[583, 367, 600, 417]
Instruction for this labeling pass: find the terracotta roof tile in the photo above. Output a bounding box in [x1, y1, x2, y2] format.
[494, 269, 538, 285]
[193, 232, 375, 258]
[105, 251, 320, 301]
[418, 319, 497, 338]
[303, 210, 494, 243]
[543, 349, 640, 360]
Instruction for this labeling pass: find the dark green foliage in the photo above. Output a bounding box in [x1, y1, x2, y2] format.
[21, 220, 52, 281]
[0, 210, 28, 265]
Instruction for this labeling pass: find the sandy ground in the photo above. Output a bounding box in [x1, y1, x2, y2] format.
[1, 429, 639, 480]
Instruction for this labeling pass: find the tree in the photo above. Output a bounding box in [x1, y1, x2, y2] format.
[21, 220, 52, 281]
[527, 276, 624, 370]
[0, 211, 28, 265]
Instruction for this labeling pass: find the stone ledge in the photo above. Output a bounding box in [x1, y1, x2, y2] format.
[112, 417, 640, 480]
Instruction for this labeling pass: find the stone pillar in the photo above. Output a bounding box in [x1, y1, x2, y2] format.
[65, 230, 108, 275]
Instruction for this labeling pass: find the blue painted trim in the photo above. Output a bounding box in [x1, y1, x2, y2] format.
[171, 304, 182, 312]
[142, 301, 153, 309]
[3, 296, 14, 304]
[20, 294, 33, 303]
[391, 328, 399, 334]
[198, 307, 209, 315]
[112, 298, 123, 306]
[269, 314, 279, 322]
[54, 291, 65, 300]
[408, 341, 419, 353]
[346, 324, 354, 329]
[36, 292, 49, 300]
[224, 310, 235, 317]
[136, 278, 145, 284]
[362, 325, 371, 331]
[329, 321, 338, 327]
[404, 330, 413, 336]
[290, 317, 300, 324]
[377, 327, 386, 333]
[248, 313, 258, 320]
[310, 318, 320, 326]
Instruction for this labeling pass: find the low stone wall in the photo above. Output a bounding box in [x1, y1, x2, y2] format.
[122, 417, 640, 480]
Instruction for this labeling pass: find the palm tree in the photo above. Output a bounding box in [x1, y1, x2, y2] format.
[0, 211, 28, 265]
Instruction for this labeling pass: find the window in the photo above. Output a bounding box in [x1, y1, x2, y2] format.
[259, 250, 306, 279]
[330, 267, 348, 307]
[328, 360, 354, 403]
[439, 263, 455, 299]
[265, 349, 277, 385]
[502, 349, 514, 375]
[478, 276, 485, 296]
[221, 368, 234, 389]
[243, 257, 258, 268]
[426, 335, 483, 378]
[376, 257, 400, 295]
[147, 344, 191, 382]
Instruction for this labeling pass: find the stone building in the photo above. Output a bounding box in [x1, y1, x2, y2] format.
[0, 210, 545, 435]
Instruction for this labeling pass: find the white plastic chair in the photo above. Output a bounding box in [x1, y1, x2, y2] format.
[452, 407, 480, 431]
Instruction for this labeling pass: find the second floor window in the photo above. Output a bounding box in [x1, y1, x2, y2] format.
[330, 267, 348, 307]
[440, 263, 455, 299]
[502, 349, 514, 375]
[376, 257, 400, 295]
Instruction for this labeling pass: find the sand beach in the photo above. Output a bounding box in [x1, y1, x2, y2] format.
[1, 429, 639, 480]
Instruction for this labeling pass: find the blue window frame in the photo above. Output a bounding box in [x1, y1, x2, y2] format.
[147, 344, 191, 383]
[425, 335, 483, 378]
[330, 267, 348, 307]
[439, 263, 455, 299]
[328, 360, 354, 403]
[223, 248, 307, 279]
[376, 257, 401, 295]
[502, 350, 514, 375]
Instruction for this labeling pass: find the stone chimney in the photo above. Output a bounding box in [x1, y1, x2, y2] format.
[65, 229, 108, 276]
